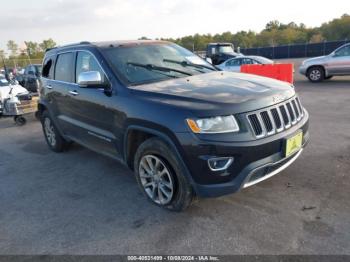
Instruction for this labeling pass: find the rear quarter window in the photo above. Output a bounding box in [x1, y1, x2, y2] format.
[42, 57, 54, 79]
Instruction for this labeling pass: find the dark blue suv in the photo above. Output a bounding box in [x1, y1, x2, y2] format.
[39, 40, 309, 211]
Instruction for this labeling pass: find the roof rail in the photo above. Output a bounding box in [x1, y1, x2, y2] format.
[45, 41, 93, 52]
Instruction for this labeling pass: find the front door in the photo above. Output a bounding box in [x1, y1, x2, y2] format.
[64, 51, 121, 158]
[327, 45, 350, 75]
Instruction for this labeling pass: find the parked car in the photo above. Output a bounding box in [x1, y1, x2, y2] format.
[299, 43, 350, 82]
[21, 64, 42, 92]
[206, 43, 242, 65]
[216, 56, 274, 72]
[38, 40, 309, 211]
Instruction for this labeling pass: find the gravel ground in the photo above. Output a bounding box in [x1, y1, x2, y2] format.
[0, 68, 349, 255]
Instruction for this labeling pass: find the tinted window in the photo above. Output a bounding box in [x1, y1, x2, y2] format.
[226, 59, 241, 66]
[241, 58, 253, 65]
[76, 51, 107, 85]
[42, 58, 54, 79]
[35, 65, 42, 74]
[54, 52, 74, 82]
[218, 45, 234, 53]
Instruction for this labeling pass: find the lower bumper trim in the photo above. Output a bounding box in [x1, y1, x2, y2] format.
[243, 149, 303, 188]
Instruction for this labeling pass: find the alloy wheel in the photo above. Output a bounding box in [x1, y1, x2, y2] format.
[44, 117, 56, 147]
[139, 155, 174, 205]
[309, 69, 321, 81]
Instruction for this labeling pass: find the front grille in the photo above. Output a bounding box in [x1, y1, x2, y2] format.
[247, 96, 304, 138]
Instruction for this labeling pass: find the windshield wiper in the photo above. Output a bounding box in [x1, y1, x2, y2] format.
[163, 59, 216, 71]
[127, 62, 193, 76]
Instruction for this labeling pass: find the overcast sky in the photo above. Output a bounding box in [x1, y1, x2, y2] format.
[0, 0, 348, 52]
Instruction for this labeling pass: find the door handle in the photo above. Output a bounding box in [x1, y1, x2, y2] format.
[46, 85, 53, 89]
[69, 90, 79, 96]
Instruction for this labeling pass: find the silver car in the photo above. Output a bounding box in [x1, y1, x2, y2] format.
[299, 43, 350, 82]
[216, 56, 274, 72]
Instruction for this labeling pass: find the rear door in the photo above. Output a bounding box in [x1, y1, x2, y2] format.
[50, 52, 77, 134]
[328, 45, 350, 75]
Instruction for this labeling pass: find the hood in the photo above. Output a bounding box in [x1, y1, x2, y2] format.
[130, 71, 295, 114]
[303, 55, 327, 64]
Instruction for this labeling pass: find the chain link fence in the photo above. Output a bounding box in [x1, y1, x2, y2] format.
[240, 39, 349, 59]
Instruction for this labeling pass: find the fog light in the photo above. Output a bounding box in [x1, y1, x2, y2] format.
[208, 157, 234, 171]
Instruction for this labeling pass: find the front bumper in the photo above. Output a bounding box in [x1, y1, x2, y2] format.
[175, 110, 309, 197]
[299, 65, 307, 75]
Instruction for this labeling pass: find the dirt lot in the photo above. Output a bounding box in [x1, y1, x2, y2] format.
[0, 69, 350, 254]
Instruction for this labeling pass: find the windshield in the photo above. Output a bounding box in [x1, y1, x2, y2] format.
[101, 43, 216, 85]
[35, 65, 42, 74]
[253, 56, 274, 64]
[218, 45, 234, 53]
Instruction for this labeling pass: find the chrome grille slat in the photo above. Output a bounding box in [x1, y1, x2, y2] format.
[295, 97, 304, 117]
[286, 102, 297, 124]
[247, 97, 304, 138]
[291, 100, 301, 120]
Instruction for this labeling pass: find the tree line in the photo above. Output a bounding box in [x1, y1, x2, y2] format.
[1, 14, 349, 67]
[159, 14, 350, 51]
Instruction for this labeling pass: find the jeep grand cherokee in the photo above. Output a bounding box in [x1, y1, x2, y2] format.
[39, 40, 309, 211]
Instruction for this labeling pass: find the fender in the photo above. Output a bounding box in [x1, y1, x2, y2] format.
[124, 125, 195, 187]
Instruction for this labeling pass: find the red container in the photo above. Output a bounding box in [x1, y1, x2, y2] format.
[240, 63, 294, 84]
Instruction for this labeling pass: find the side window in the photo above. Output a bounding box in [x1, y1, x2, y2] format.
[54, 52, 74, 82]
[42, 57, 54, 79]
[242, 58, 253, 65]
[227, 59, 241, 66]
[76, 51, 107, 85]
[335, 45, 350, 57]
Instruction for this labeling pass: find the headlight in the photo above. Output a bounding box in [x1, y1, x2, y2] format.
[186, 115, 239, 134]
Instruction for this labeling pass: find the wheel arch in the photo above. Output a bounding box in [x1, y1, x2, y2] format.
[306, 64, 328, 76]
[123, 125, 194, 185]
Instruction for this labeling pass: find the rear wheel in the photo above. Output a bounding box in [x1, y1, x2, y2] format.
[14, 116, 26, 126]
[307, 66, 324, 82]
[134, 137, 194, 211]
[41, 111, 70, 152]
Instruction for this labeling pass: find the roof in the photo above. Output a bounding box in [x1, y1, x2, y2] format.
[46, 40, 171, 53]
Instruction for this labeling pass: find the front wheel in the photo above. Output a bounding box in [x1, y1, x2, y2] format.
[134, 137, 194, 211]
[307, 66, 324, 82]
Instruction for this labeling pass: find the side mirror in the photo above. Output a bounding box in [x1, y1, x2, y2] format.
[78, 71, 102, 87]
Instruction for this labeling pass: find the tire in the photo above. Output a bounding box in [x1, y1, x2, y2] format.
[14, 116, 26, 126]
[34, 111, 40, 120]
[41, 111, 70, 152]
[134, 137, 194, 211]
[307, 66, 324, 82]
